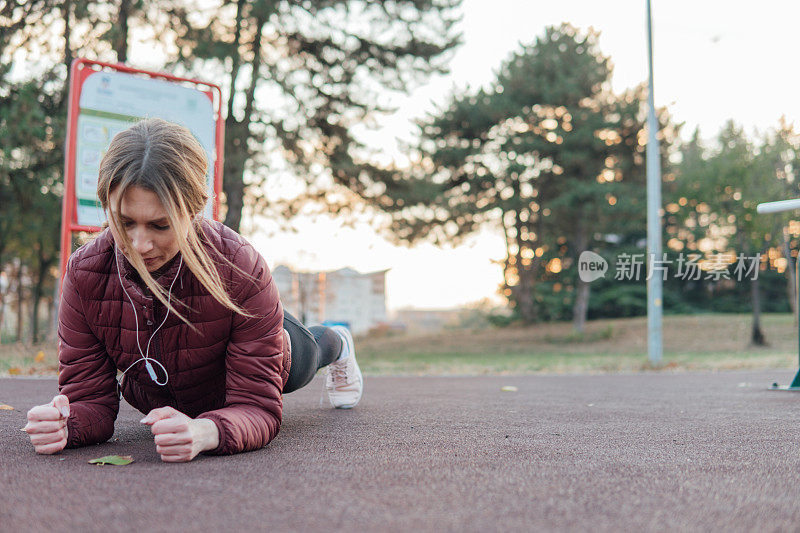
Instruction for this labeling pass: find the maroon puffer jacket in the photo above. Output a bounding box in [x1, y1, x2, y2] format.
[57, 219, 290, 455]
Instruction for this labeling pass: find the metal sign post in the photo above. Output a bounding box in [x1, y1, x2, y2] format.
[757, 198, 800, 390]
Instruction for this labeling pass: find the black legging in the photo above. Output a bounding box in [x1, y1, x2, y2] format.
[282, 309, 343, 394]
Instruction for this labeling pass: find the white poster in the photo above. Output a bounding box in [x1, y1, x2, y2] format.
[75, 70, 217, 226]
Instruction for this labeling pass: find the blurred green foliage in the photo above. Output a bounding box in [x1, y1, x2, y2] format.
[0, 0, 463, 341]
[385, 22, 800, 343]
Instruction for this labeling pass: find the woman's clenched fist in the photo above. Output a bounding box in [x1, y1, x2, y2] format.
[25, 394, 70, 454]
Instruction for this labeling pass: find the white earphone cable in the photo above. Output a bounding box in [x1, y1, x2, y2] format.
[115, 247, 182, 391]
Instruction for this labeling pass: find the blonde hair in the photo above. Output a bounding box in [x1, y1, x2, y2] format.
[97, 117, 254, 328]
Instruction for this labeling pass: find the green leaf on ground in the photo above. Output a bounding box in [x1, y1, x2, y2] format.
[89, 455, 134, 466]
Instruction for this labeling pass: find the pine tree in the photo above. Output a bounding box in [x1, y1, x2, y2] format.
[380, 24, 672, 327]
[2, 0, 462, 233]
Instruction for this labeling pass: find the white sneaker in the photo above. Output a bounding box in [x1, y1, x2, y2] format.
[325, 326, 363, 409]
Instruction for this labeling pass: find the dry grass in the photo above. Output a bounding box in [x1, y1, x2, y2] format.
[353, 313, 800, 375]
[0, 342, 59, 377]
[1, 313, 798, 377]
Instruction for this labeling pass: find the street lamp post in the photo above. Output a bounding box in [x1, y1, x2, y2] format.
[646, 0, 663, 365]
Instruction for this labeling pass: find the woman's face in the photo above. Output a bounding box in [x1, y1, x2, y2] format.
[108, 185, 189, 272]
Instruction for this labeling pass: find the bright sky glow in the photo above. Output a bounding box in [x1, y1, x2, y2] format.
[14, 1, 795, 311]
[250, 0, 800, 311]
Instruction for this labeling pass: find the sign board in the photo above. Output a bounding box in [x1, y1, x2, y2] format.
[60, 58, 224, 280]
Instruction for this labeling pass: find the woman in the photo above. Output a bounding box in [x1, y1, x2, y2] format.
[24, 118, 364, 462]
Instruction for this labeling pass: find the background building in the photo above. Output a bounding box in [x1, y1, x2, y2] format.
[272, 265, 388, 335]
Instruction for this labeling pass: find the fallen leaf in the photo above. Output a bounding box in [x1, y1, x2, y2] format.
[89, 455, 134, 466]
[8, 368, 21, 375]
[0, 404, 14, 410]
[500, 385, 518, 392]
[34, 351, 45, 363]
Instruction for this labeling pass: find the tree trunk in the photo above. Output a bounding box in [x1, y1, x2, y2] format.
[0, 239, 6, 338]
[511, 177, 535, 324]
[62, 0, 72, 67]
[514, 240, 536, 324]
[114, 0, 130, 63]
[750, 274, 767, 346]
[30, 247, 53, 343]
[31, 288, 42, 343]
[222, 125, 247, 231]
[573, 280, 590, 334]
[0, 287, 6, 342]
[783, 232, 797, 325]
[223, 12, 264, 232]
[0, 270, 6, 339]
[515, 270, 536, 323]
[739, 233, 767, 346]
[571, 218, 590, 333]
[48, 284, 59, 343]
[226, 0, 245, 122]
[15, 262, 24, 343]
[57, 0, 73, 111]
[500, 209, 531, 322]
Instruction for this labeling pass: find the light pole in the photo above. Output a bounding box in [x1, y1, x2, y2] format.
[646, 0, 663, 365]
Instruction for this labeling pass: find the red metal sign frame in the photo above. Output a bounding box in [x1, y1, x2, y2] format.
[59, 58, 225, 282]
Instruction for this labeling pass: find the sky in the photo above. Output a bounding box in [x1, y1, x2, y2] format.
[23, 1, 791, 311]
[250, 0, 800, 312]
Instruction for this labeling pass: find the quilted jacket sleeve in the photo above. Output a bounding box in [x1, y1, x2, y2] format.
[58, 258, 120, 448]
[196, 243, 285, 455]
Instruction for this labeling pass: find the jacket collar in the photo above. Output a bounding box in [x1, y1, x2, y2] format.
[113, 243, 184, 305]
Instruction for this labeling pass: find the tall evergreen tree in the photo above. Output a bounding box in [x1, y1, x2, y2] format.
[379, 24, 671, 327]
[161, 0, 462, 231]
[1, 1, 71, 341]
[759, 119, 800, 320]
[673, 122, 786, 345]
[1, 0, 461, 339]
[2, 0, 462, 234]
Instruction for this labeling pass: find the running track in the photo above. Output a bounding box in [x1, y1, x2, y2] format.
[2, 371, 800, 532]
